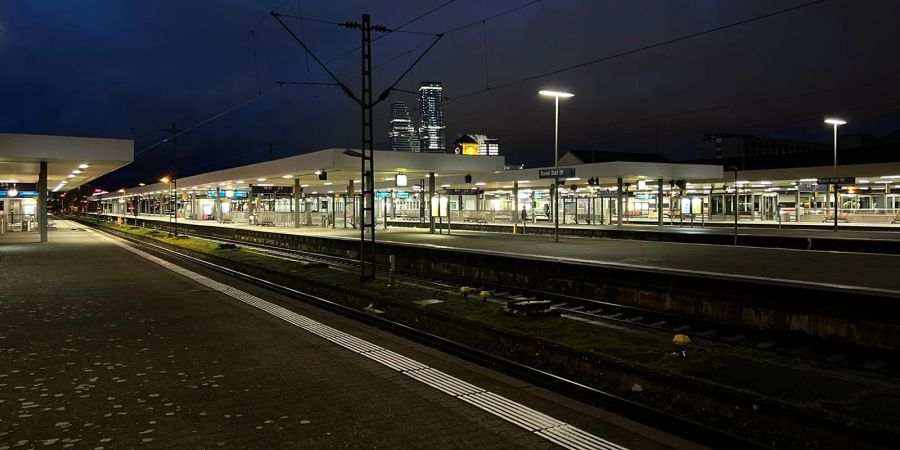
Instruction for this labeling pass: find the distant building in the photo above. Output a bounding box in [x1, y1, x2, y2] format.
[453, 134, 500, 156]
[419, 81, 445, 153]
[453, 135, 479, 155]
[701, 133, 829, 160]
[389, 102, 420, 152]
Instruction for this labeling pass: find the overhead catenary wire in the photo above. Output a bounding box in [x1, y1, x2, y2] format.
[134, 85, 288, 157]
[447, 0, 830, 102]
[131, 0, 556, 163]
[270, 12, 361, 105]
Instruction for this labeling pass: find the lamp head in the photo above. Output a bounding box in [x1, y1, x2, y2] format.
[824, 118, 847, 126]
[159, 177, 170, 184]
[538, 90, 574, 98]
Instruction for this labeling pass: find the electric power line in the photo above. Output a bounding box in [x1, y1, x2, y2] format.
[447, 0, 830, 102]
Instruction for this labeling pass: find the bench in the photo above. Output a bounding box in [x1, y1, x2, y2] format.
[258, 220, 275, 227]
[824, 212, 849, 223]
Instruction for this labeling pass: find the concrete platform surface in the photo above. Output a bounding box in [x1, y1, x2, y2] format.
[0, 221, 696, 449]
[106, 214, 900, 292]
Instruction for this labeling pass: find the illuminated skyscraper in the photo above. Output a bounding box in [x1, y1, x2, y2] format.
[389, 102, 419, 152]
[418, 81, 445, 153]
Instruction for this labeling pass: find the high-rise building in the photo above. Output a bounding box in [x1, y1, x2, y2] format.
[389, 102, 419, 152]
[418, 81, 445, 153]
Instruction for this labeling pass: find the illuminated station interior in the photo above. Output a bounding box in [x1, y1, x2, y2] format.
[95, 147, 900, 227]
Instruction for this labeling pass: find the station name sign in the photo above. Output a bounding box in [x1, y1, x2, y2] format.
[443, 188, 481, 196]
[251, 186, 293, 195]
[538, 168, 576, 178]
[816, 176, 855, 185]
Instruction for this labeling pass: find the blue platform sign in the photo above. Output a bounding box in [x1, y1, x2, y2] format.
[538, 168, 576, 178]
[817, 176, 855, 185]
[0, 191, 39, 198]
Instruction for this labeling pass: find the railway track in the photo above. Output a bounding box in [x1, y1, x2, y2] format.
[78, 218, 773, 450]
[156, 224, 897, 376]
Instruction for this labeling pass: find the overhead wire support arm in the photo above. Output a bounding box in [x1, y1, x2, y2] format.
[270, 11, 363, 106]
[373, 34, 444, 106]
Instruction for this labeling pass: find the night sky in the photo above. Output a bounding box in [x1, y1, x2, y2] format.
[3, 0, 900, 189]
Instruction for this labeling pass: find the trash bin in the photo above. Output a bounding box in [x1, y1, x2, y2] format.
[22, 220, 29, 232]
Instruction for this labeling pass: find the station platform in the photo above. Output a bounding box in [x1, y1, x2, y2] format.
[389, 218, 900, 240]
[103, 214, 900, 292]
[0, 221, 696, 449]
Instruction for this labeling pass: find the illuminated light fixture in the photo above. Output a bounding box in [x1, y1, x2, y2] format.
[327, 190, 334, 194]
[519, 180, 530, 183]
[735, 180, 749, 185]
[257, 183, 273, 187]
[160, 177, 170, 183]
[637, 180, 646, 190]
[799, 178, 818, 183]
[78, 164, 90, 169]
[824, 118, 847, 125]
[7, 187, 19, 197]
[538, 90, 575, 98]
[441, 184, 451, 188]
[502, 185, 513, 189]
[301, 184, 309, 188]
[758, 181, 772, 185]
[67, 174, 76, 178]
[475, 182, 487, 186]
[138, 183, 146, 187]
[282, 175, 293, 179]
[257, 178, 266, 182]
[565, 177, 581, 181]
[235, 180, 244, 183]
[314, 170, 322, 175]
[396, 173, 408, 187]
[323, 182, 333, 186]
[353, 179, 361, 183]
[383, 177, 395, 181]
[858, 180, 870, 184]
[881, 175, 900, 179]
[72, 169, 82, 174]
[218, 182, 226, 185]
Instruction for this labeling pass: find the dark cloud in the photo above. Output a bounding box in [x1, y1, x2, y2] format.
[1, 0, 899, 189]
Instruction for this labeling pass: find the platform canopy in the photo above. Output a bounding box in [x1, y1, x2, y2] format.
[434, 161, 724, 191]
[113, 148, 507, 196]
[0, 133, 134, 192]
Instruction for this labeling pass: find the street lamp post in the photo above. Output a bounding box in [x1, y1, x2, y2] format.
[160, 176, 175, 237]
[824, 118, 846, 232]
[539, 89, 574, 243]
